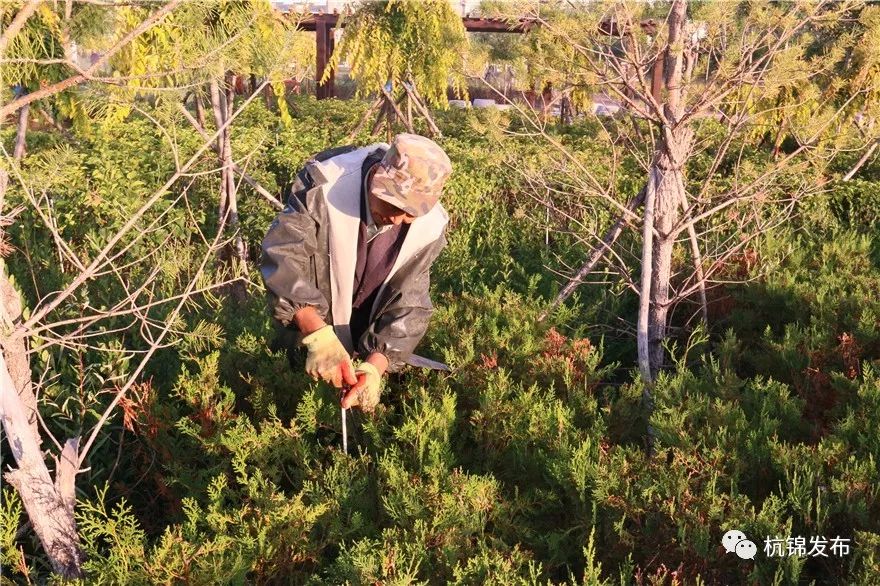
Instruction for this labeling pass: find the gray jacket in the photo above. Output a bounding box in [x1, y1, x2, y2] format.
[260, 143, 448, 371]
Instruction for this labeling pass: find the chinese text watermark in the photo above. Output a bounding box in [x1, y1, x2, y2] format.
[722, 530, 852, 561]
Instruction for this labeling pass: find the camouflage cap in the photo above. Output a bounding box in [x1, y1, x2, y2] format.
[369, 133, 452, 217]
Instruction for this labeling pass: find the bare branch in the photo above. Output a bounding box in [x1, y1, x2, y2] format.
[13, 80, 269, 336]
[176, 102, 283, 210]
[0, 1, 42, 60]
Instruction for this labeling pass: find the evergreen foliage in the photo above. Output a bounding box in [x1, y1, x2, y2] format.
[2, 94, 878, 583]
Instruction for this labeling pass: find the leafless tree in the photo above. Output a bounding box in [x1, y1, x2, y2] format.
[0, 2, 288, 576]
[480, 0, 872, 452]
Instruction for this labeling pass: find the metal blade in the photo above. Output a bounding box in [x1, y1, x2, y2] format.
[406, 353, 451, 371]
[341, 407, 348, 455]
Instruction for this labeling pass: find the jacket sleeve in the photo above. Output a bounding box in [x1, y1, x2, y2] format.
[357, 231, 447, 371]
[260, 169, 329, 327]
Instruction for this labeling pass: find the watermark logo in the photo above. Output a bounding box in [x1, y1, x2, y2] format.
[764, 536, 851, 558]
[722, 529, 757, 560]
[723, 530, 853, 560]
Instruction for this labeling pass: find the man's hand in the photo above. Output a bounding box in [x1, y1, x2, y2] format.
[301, 325, 357, 388]
[342, 353, 388, 412]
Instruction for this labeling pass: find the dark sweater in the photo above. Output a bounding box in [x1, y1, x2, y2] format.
[349, 149, 409, 351]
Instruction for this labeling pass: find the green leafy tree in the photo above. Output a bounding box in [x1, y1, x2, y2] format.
[327, 0, 469, 108]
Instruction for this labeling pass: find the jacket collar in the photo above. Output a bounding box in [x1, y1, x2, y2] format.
[312, 144, 448, 352]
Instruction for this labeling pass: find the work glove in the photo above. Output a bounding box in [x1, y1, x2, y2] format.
[301, 325, 357, 388]
[342, 362, 383, 413]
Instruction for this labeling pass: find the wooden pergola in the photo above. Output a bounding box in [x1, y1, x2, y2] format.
[297, 13, 535, 99]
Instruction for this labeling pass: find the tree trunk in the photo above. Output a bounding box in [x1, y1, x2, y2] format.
[637, 159, 684, 380]
[663, 0, 688, 119]
[638, 168, 658, 384]
[0, 98, 30, 211]
[194, 91, 206, 129]
[1, 272, 83, 578]
[646, 0, 691, 378]
[385, 85, 396, 143]
[176, 103, 282, 210]
[0, 273, 40, 440]
[560, 92, 572, 125]
[208, 80, 229, 231]
[648, 161, 681, 376]
[683, 51, 694, 84]
[381, 87, 414, 134]
[651, 52, 665, 104]
[209, 78, 247, 301]
[540, 82, 553, 121]
[224, 79, 246, 263]
[13, 102, 29, 160]
[772, 116, 786, 160]
[639, 0, 692, 456]
[638, 167, 659, 456]
[263, 81, 273, 110]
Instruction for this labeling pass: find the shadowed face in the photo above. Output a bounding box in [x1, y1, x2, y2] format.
[368, 169, 416, 226]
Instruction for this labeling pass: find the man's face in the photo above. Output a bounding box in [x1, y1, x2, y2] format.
[368, 177, 416, 226]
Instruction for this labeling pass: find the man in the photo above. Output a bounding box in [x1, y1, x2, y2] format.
[260, 133, 451, 412]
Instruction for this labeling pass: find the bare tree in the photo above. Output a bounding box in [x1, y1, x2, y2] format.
[0, 81, 271, 577]
[0, 1, 301, 576]
[482, 0, 873, 452]
[0, 2, 187, 576]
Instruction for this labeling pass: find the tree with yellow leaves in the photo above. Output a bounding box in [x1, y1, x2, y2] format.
[326, 0, 469, 138]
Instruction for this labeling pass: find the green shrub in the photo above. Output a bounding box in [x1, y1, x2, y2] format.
[4, 95, 879, 585]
